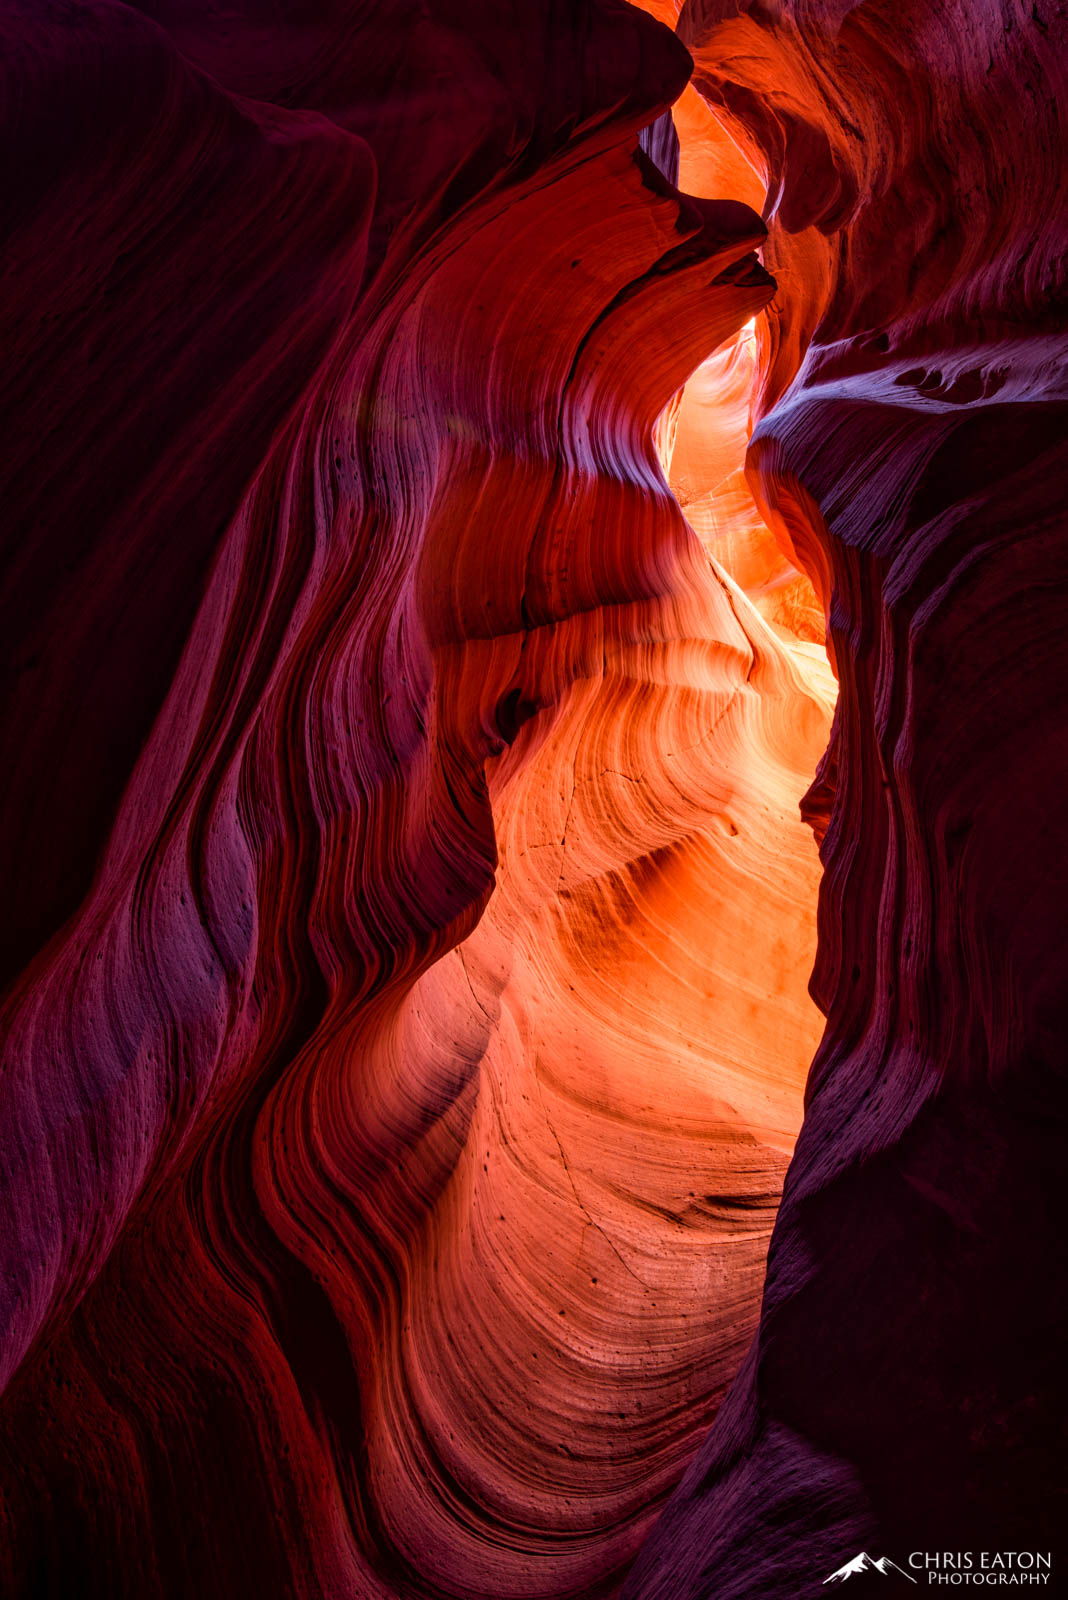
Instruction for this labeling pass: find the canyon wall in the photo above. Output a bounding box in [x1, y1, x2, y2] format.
[626, 0, 1068, 1594]
[1, 1, 1064, 1597]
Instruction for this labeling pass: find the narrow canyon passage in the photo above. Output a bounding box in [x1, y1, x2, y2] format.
[1, 2, 1065, 1599]
[373, 95, 841, 1595]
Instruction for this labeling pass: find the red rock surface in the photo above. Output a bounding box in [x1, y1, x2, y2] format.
[0, 1, 1064, 1597]
[625, 1, 1068, 1595]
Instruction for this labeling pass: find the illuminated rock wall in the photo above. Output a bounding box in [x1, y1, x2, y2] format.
[1, 1, 1063, 1597]
[625, 1, 1068, 1594]
[0, 2, 829, 1594]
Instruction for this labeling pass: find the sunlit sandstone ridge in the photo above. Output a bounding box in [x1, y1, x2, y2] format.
[1, 1, 1065, 1598]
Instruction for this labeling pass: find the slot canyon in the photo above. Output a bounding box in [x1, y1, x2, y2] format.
[1, 1, 1065, 1596]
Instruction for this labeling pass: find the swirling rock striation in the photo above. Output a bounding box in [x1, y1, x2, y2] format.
[625, 1, 1068, 1595]
[4, 0, 1063, 1595]
[0, 2, 832, 1597]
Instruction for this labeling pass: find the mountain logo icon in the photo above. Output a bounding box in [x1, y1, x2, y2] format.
[824, 1552, 917, 1584]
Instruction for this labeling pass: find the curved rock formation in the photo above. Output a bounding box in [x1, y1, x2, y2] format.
[625, 1, 1068, 1595]
[1, 0, 1064, 1597]
[0, 2, 831, 1595]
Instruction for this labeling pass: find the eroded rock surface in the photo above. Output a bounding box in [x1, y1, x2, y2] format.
[1, 1, 1063, 1597]
[0, 3, 829, 1595]
[625, 2, 1068, 1594]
